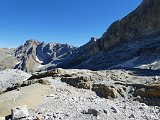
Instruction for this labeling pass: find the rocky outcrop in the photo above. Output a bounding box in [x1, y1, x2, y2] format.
[28, 68, 65, 80]
[92, 84, 118, 99]
[133, 83, 160, 105]
[61, 75, 92, 89]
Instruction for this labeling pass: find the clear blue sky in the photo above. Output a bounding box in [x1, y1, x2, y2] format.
[0, 0, 142, 48]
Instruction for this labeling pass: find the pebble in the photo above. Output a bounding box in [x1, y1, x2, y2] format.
[111, 107, 119, 113]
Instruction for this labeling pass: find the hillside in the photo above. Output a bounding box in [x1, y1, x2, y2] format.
[57, 0, 160, 71]
[0, 0, 160, 120]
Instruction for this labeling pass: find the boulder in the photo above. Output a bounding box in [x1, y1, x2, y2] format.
[61, 75, 92, 89]
[134, 84, 160, 98]
[92, 84, 118, 99]
[111, 106, 119, 113]
[38, 78, 51, 85]
[11, 105, 29, 120]
[133, 83, 160, 105]
[82, 109, 100, 116]
[87, 109, 100, 116]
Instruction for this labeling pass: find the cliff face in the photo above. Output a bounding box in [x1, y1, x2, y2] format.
[102, 0, 160, 49]
[57, 0, 160, 70]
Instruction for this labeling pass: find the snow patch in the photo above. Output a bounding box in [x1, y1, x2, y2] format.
[36, 56, 43, 64]
[16, 61, 21, 65]
[138, 60, 160, 69]
[113, 57, 139, 68]
[37, 64, 45, 69]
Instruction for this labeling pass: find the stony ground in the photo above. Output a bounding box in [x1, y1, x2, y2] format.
[0, 69, 31, 93]
[0, 69, 159, 120]
[32, 77, 160, 120]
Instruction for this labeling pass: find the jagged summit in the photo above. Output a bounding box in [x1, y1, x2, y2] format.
[25, 39, 40, 44]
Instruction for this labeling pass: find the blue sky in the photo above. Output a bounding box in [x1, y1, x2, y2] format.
[0, 0, 142, 48]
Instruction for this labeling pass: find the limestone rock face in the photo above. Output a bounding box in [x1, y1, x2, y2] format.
[102, 0, 160, 49]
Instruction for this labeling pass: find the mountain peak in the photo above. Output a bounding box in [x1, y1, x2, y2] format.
[101, 0, 160, 49]
[24, 39, 40, 46]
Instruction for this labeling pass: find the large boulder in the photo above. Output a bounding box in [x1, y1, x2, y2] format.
[92, 84, 118, 99]
[134, 84, 160, 98]
[61, 75, 92, 89]
[133, 83, 160, 105]
[11, 105, 29, 120]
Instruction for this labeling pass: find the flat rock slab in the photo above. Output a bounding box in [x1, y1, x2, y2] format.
[0, 83, 49, 117]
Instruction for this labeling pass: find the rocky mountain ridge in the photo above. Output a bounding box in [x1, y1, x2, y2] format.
[0, 0, 160, 72]
[0, 0, 160, 119]
[56, 0, 160, 70]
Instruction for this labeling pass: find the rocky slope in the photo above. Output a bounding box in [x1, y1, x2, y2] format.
[0, 48, 18, 71]
[0, 0, 160, 120]
[56, 0, 160, 70]
[0, 69, 31, 94]
[0, 68, 159, 120]
[102, 0, 160, 49]
[0, 0, 160, 72]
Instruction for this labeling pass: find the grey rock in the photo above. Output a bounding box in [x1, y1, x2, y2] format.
[103, 109, 108, 114]
[129, 113, 136, 118]
[11, 105, 29, 120]
[87, 109, 100, 116]
[111, 107, 119, 113]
